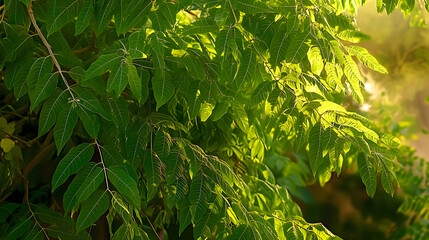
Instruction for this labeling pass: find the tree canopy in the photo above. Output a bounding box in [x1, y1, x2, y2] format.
[0, 0, 428, 239]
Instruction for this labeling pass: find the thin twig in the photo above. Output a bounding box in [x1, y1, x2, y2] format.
[24, 178, 50, 239]
[27, 1, 77, 102]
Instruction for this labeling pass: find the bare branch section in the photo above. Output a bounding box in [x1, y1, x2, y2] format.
[27, 0, 77, 102]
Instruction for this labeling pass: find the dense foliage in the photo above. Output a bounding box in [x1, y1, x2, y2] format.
[0, 0, 427, 239]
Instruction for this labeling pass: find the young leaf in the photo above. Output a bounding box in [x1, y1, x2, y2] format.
[357, 153, 377, 197]
[346, 46, 388, 74]
[107, 165, 140, 207]
[51, 143, 94, 192]
[307, 46, 324, 75]
[76, 190, 110, 232]
[53, 103, 79, 153]
[344, 55, 364, 104]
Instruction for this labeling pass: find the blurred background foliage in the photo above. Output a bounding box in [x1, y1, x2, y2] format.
[289, 1, 429, 239]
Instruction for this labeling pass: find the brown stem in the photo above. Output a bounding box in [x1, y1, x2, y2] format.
[27, 1, 77, 102]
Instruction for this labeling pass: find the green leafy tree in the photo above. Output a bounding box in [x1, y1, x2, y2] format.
[0, 0, 427, 239]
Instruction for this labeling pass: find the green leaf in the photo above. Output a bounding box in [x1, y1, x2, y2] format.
[200, 102, 214, 122]
[154, 130, 171, 160]
[84, 53, 123, 80]
[76, 106, 100, 138]
[63, 162, 98, 213]
[112, 224, 131, 240]
[357, 153, 377, 197]
[75, 0, 94, 35]
[53, 103, 79, 153]
[126, 58, 142, 101]
[231, 0, 273, 14]
[179, 202, 193, 236]
[307, 46, 324, 75]
[270, 25, 290, 67]
[189, 172, 211, 223]
[26, 57, 53, 97]
[47, 0, 83, 36]
[29, 72, 59, 111]
[51, 143, 94, 192]
[1, 138, 15, 153]
[38, 90, 69, 137]
[125, 122, 150, 167]
[233, 49, 257, 89]
[107, 96, 129, 132]
[128, 30, 146, 59]
[76, 190, 110, 232]
[115, 0, 151, 34]
[384, 0, 399, 13]
[380, 162, 396, 196]
[337, 30, 370, 43]
[231, 103, 249, 132]
[74, 164, 104, 208]
[346, 46, 388, 74]
[4, 0, 29, 26]
[343, 55, 364, 104]
[94, 0, 115, 35]
[107, 165, 141, 207]
[308, 123, 335, 176]
[230, 225, 262, 240]
[144, 153, 162, 201]
[286, 32, 310, 63]
[212, 101, 230, 121]
[251, 81, 273, 105]
[72, 86, 111, 120]
[107, 60, 127, 97]
[164, 149, 188, 208]
[182, 18, 218, 35]
[6, 215, 32, 240]
[152, 71, 175, 110]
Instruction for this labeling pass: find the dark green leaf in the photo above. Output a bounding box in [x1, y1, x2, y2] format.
[107, 165, 140, 207]
[53, 103, 79, 153]
[52, 143, 94, 192]
[76, 190, 110, 232]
